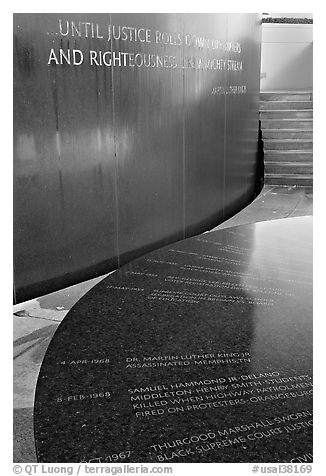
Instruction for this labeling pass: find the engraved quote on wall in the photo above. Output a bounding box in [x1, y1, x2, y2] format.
[47, 19, 247, 95]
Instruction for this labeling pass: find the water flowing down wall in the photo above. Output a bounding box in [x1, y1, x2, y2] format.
[13, 13, 262, 303]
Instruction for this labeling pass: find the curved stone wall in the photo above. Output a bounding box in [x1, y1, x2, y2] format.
[13, 13, 262, 303]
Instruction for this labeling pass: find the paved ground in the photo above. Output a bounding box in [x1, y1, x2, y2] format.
[13, 184, 313, 462]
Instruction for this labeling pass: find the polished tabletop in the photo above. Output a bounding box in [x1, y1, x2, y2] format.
[34, 216, 313, 463]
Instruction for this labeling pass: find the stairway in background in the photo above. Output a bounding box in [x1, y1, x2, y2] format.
[260, 92, 313, 186]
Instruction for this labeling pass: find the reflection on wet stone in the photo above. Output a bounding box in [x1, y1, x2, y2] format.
[34, 217, 312, 463]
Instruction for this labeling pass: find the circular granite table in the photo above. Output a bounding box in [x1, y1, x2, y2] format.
[34, 216, 313, 463]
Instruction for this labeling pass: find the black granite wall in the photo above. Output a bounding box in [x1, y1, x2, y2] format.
[13, 13, 262, 303]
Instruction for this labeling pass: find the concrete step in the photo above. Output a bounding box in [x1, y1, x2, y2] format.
[264, 150, 313, 163]
[260, 109, 313, 119]
[261, 118, 313, 129]
[260, 92, 313, 101]
[260, 100, 313, 110]
[264, 173, 313, 186]
[260, 91, 313, 188]
[265, 162, 313, 175]
[264, 139, 313, 151]
[262, 129, 313, 140]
